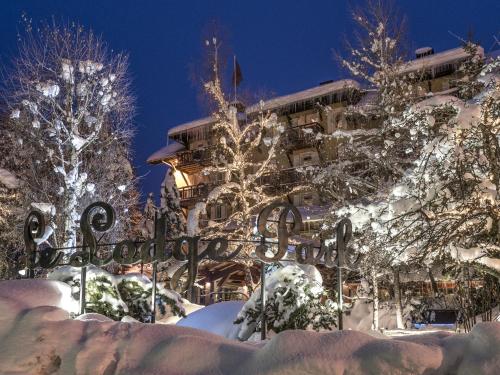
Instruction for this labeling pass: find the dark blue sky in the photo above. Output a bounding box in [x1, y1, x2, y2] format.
[0, 1, 498, 206]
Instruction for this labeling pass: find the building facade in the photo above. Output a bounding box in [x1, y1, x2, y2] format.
[148, 45, 483, 237]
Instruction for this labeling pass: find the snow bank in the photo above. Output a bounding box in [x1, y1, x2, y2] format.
[0, 279, 499, 374]
[0, 279, 79, 314]
[344, 298, 401, 331]
[176, 301, 245, 339]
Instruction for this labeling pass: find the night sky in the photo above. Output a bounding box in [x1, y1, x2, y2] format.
[0, 0, 498, 206]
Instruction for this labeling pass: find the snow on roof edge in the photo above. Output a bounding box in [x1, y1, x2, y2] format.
[401, 46, 485, 74]
[167, 79, 360, 136]
[168, 116, 215, 137]
[246, 79, 360, 113]
[147, 142, 185, 164]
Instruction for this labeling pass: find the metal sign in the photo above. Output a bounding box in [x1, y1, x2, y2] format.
[24, 201, 354, 330]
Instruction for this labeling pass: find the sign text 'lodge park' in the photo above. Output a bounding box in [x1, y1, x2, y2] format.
[24, 201, 354, 293]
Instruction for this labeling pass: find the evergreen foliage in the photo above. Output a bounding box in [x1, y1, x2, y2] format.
[235, 265, 337, 340]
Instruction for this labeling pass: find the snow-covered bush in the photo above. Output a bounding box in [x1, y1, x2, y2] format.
[48, 266, 186, 322]
[117, 278, 186, 321]
[234, 265, 337, 340]
[85, 276, 128, 320]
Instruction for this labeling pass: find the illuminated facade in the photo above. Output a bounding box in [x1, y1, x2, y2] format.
[147, 45, 485, 236]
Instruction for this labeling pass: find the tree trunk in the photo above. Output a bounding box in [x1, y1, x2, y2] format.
[372, 269, 379, 331]
[63, 163, 79, 248]
[427, 268, 438, 297]
[393, 268, 404, 329]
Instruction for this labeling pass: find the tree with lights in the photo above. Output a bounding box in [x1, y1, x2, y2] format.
[190, 39, 306, 252]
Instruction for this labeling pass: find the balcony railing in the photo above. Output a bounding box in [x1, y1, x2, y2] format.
[178, 183, 209, 204]
[258, 167, 308, 191]
[176, 148, 212, 172]
[282, 122, 324, 150]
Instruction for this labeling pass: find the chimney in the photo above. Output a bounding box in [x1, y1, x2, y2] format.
[415, 47, 434, 59]
[319, 79, 334, 86]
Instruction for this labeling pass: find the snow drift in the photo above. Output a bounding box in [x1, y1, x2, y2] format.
[0, 279, 499, 374]
[176, 301, 244, 339]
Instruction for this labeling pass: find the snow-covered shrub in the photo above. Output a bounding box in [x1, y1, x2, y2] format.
[86, 276, 128, 320]
[117, 278, 186, 322]
[48, 266, 186, 322]
[234, 265, 337, 340]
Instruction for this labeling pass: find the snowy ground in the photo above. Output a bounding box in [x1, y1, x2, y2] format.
[0, 279, 499, 374]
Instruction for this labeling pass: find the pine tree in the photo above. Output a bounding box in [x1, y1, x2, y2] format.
[234, 265, 337, 340]
[160, 168, 186, 238]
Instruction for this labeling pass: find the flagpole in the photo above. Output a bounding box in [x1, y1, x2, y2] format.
[233, 55, 237, 102]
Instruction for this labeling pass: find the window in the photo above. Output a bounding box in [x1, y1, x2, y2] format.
[434, 63, 454, 78]
[212, 171, 225, 184]
[302, 153, 313, 165]
[305, 112, 319, 124]
[211, 204, 227, 220]
[215, 205, 223, 219]
[303, 194, 314, 206]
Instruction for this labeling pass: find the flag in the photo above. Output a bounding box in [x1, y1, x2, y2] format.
[232, 58, 243, 87]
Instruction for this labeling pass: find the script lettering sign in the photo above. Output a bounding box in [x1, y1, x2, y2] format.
[24, 202, 353, 292]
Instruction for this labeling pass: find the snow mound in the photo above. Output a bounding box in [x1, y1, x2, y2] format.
[0, 280, 499, 374]
[345, 298, 400, 331]
[0, 279, 79, 314]
[75, 313, 113, 322]
[176, 301, 245, 339]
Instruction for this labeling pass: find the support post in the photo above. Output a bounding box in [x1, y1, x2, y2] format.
[336, 220, 350, 331]
[151, 261, 157, 323]
[337, 263, 343, 330]
[260, 260, 267, 340]
[79, 266, 87, 315]
[151, 210, 158, 323]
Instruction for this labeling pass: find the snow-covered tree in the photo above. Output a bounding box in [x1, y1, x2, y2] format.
[340, 0, 411, 111]
[234, 265, 337, 340]
[0, 167, 23, 278]
[329, 56, 499, 332]
[194, 39, 306, 251]
[454, 41, 486, 100]
[310, 0, 420, 328]
[160, 168, 186, 238]
[383, 57, 500, 278]
[3, 20, 137, 249]
[303, 1, 420, 212]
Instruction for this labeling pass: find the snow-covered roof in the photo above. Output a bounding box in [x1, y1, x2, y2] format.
[168, 116, 215, 137]
[0, 168, 20, 189]
[247, 79, 360, 113]
[147, 142, 185, 164]
[165, 79, 360, 137]
[401, 46, 485, 74]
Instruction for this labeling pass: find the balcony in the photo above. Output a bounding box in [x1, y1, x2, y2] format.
[281, 122, 324, 151]
[178, 183, 209, 207]
[176, 148, 212, 173]
[259, 167, 307, 192]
